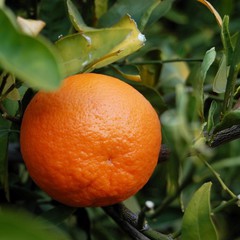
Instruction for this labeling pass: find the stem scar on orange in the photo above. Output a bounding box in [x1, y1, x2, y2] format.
[20, 73, 162, 207]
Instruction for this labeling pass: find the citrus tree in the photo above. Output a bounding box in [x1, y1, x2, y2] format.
[1, 0, 240, 239]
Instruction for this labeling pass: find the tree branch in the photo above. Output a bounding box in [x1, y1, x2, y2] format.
[103, 204, 150, 240]
[209, 124, 240, 148]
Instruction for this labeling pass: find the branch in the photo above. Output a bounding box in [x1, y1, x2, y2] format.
[103, 204, 150, 240]
[103, 204, 171, 240]
[209, 124, 240, 148]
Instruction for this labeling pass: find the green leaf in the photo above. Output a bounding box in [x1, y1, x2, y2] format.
[211, 156, 240, 170]
[56, 15, 145, 75]
[94, 0, 108, 23]
[182, 182, 218, 240]
[112, 65, 141, 82]
[137, 49, 162, 87]
[221, 16, 234, 65]
[207, 100, 218, 133]
[200, 47, 216, 81]
[213, 53, 229, 93]
[0, 73, 20, 100]
[67, 0, 93, 32]
[188, 47, 216, 118]
[222, 33, 240, 113]
[0, 209, 70, 240]
[161, 84, 192, 160]
[0, 7, 63, 91]
[98, 0, 173, 28]
[138, 0, 161, 31]
[213, 110, 240, 133]
[39, 0, 71, 42]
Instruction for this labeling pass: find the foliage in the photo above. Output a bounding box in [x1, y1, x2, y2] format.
[1, 0, 240, 239]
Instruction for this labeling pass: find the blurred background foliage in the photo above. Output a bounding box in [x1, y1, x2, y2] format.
[1, 0, 240, 239]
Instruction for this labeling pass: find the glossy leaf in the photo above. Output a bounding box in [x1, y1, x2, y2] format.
[0, 7, 63, 91]
[0, 209, 70, 240]
[56, 15, 145, 75]
[182, 182, 218, 240]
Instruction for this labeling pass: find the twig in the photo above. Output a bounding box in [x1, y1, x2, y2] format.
[198, 154, 236, 198]
[103, 204, 150, 240]
[208, 125, 240, 148]
[212, 196, 239, 214]
[103, 204, 172, 240]
[158, 144, 170, 162]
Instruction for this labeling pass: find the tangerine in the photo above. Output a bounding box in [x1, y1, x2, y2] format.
[20, 73, 161, 207]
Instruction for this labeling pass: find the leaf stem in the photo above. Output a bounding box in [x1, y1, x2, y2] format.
[103, 203, 172, 240]
[212, 196, 239, 214]
[125, 58, 203, 66]
[198, 155, 236, 198]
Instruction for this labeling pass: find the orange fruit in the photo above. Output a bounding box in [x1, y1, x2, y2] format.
[20, 73, 161, 207]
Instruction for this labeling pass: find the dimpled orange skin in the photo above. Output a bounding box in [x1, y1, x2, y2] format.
[20, 73, 161, 207]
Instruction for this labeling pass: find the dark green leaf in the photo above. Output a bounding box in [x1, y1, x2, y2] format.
[222, 33, 240, 113]
[138, 0, 162, 31]
[0, 209, 70, 240]
[0, 7, 63, 91]
[221, 16, 234, 65]
[67, 0, 93, 32]
[182, 182, 218, 240]
[211, 156, 240, 169]
[214, 110, 240, 133]
[39, 0, 71, 42]
[188, 47, 216, 118]
[98, 0, 173, 28]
